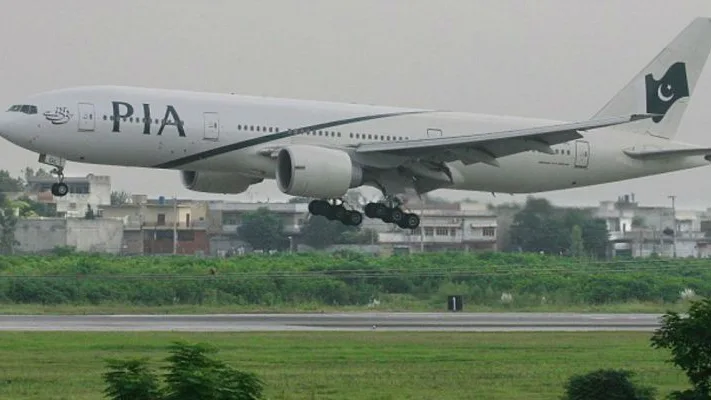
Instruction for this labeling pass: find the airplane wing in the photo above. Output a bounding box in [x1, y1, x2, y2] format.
[355, 113, 657, 166]
[624, 147, 711, 160]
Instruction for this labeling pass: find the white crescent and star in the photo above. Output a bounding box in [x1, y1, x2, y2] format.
[658, 83, 674, 102]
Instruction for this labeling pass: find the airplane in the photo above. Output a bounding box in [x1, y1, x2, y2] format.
[1, 18, 711, 230]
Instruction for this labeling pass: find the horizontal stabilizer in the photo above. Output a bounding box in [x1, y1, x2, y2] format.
[623, 147, 711, 160]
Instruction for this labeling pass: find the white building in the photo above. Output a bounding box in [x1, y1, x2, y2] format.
[26, 174, 111, 218]
[378, 202, 498, 253]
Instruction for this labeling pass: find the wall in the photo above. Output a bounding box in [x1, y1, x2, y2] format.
[15, 219, 68, 253]
[65, 219, 124, 253]
[14, 218, 124, 254]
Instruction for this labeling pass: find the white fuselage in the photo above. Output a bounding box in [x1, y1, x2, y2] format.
[0, 85, 707, 195]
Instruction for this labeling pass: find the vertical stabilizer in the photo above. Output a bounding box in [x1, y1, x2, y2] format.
[593, 17, 711, 139]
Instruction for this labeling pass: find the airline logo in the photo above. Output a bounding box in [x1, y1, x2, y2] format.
[645, 62, 690, 122]
[43, 106, 73, 125]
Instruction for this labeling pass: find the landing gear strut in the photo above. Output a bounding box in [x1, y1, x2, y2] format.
[308, 199, 363, 226]
[39, 154, 69, 197]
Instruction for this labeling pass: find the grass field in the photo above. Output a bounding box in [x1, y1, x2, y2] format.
[0, 331, 688, 400]
[0, 300, 691, 315]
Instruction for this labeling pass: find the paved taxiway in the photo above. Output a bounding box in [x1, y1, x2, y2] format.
[0, 313, 662, 332]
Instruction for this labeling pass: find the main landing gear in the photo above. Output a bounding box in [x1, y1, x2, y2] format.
[308, 198, 420, 229]
[363, 201, 420, 229]
[38, 154, 69, 197]
[308, 199, 364, 226]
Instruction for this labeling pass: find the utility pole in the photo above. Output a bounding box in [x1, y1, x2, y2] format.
[669, 195, 676, 258]
[420, 196, 425, 253]
[173, 195, 178, 255]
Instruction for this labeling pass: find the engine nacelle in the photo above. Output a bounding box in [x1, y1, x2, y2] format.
[276, 145, 363, 198]
[180, 171, 263, 194]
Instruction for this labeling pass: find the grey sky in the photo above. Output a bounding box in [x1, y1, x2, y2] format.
[1, 0, 711, 209]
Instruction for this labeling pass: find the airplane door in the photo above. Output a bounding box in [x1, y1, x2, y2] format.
[77, 103, 95, 132]
[203, 112, 220, 141]
[427, 128, 442, 138]
[574, 140, 590, 168]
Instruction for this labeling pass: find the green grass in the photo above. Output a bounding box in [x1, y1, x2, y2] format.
[0, 300, 690, 315]
[0, 331, 689, 399]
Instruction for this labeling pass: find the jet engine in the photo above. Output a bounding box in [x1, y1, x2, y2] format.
[275, 145, 363, 198]
[180, 171, 263, 194]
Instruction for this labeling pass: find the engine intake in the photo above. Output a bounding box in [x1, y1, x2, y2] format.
[276, 145, 363, 198]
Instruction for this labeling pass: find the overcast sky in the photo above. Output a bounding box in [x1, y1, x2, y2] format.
[1, 1, 711, 209]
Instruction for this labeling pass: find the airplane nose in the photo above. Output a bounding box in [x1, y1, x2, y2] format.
[0, 112, 21, 144]
[0, 113, 10, 138]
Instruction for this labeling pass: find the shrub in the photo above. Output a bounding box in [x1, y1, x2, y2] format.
[562, 369, 656, 400]
[103, 342, 264, 400]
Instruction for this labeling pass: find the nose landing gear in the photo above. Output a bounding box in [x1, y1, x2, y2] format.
[38, 154, 69, 197]
[50, 169, 68, 197]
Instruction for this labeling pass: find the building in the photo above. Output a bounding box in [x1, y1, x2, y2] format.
[100, 195, 209, 255]
[206, 201, 308, 255]
[14, 217, 124, 254]
[378, 202, 498, 253]
[593, 194, 706, 258]
[25, 174, 111, 218]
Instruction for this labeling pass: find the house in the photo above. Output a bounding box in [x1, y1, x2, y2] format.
[378, 202, 498, 253]
[100, 195, 209, 255]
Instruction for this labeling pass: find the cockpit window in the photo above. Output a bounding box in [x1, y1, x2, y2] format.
[7, 104, 37, 114]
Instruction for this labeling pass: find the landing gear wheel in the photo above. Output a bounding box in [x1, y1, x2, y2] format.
[403, 213, 420, 229]
[332, 205, 347, 221]
[344, 210, 363, 226]
[390, 208, 405, 224]
[51, 182, 69, 197]
[374, 203, 389, 219]
[364, 203, 378, 218]
[308, 200, 329, 215]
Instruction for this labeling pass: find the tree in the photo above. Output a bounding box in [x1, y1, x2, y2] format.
[508, 197, 568, 254]
[102, 342, 264, 400]
[111, 191, 131, 206]
[163, 342, 263, 400]
[562, 369, 656, 400]
[23, 166, 52, 183]
[12, 196, 56, 217]
[0, 206, 19, 255]
[651, 298, 711, 398]
[103, 358, 161, 400]
[237, 208, 285, 251]
[0, 169, 24, 193]
[300, 215, 360, 249]
[581, 218, 609, 259]
[508, 197, 609, 257]
[570, 225, 585, 258]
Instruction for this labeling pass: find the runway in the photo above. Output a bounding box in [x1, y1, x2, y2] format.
[0, 313, 662, 332]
